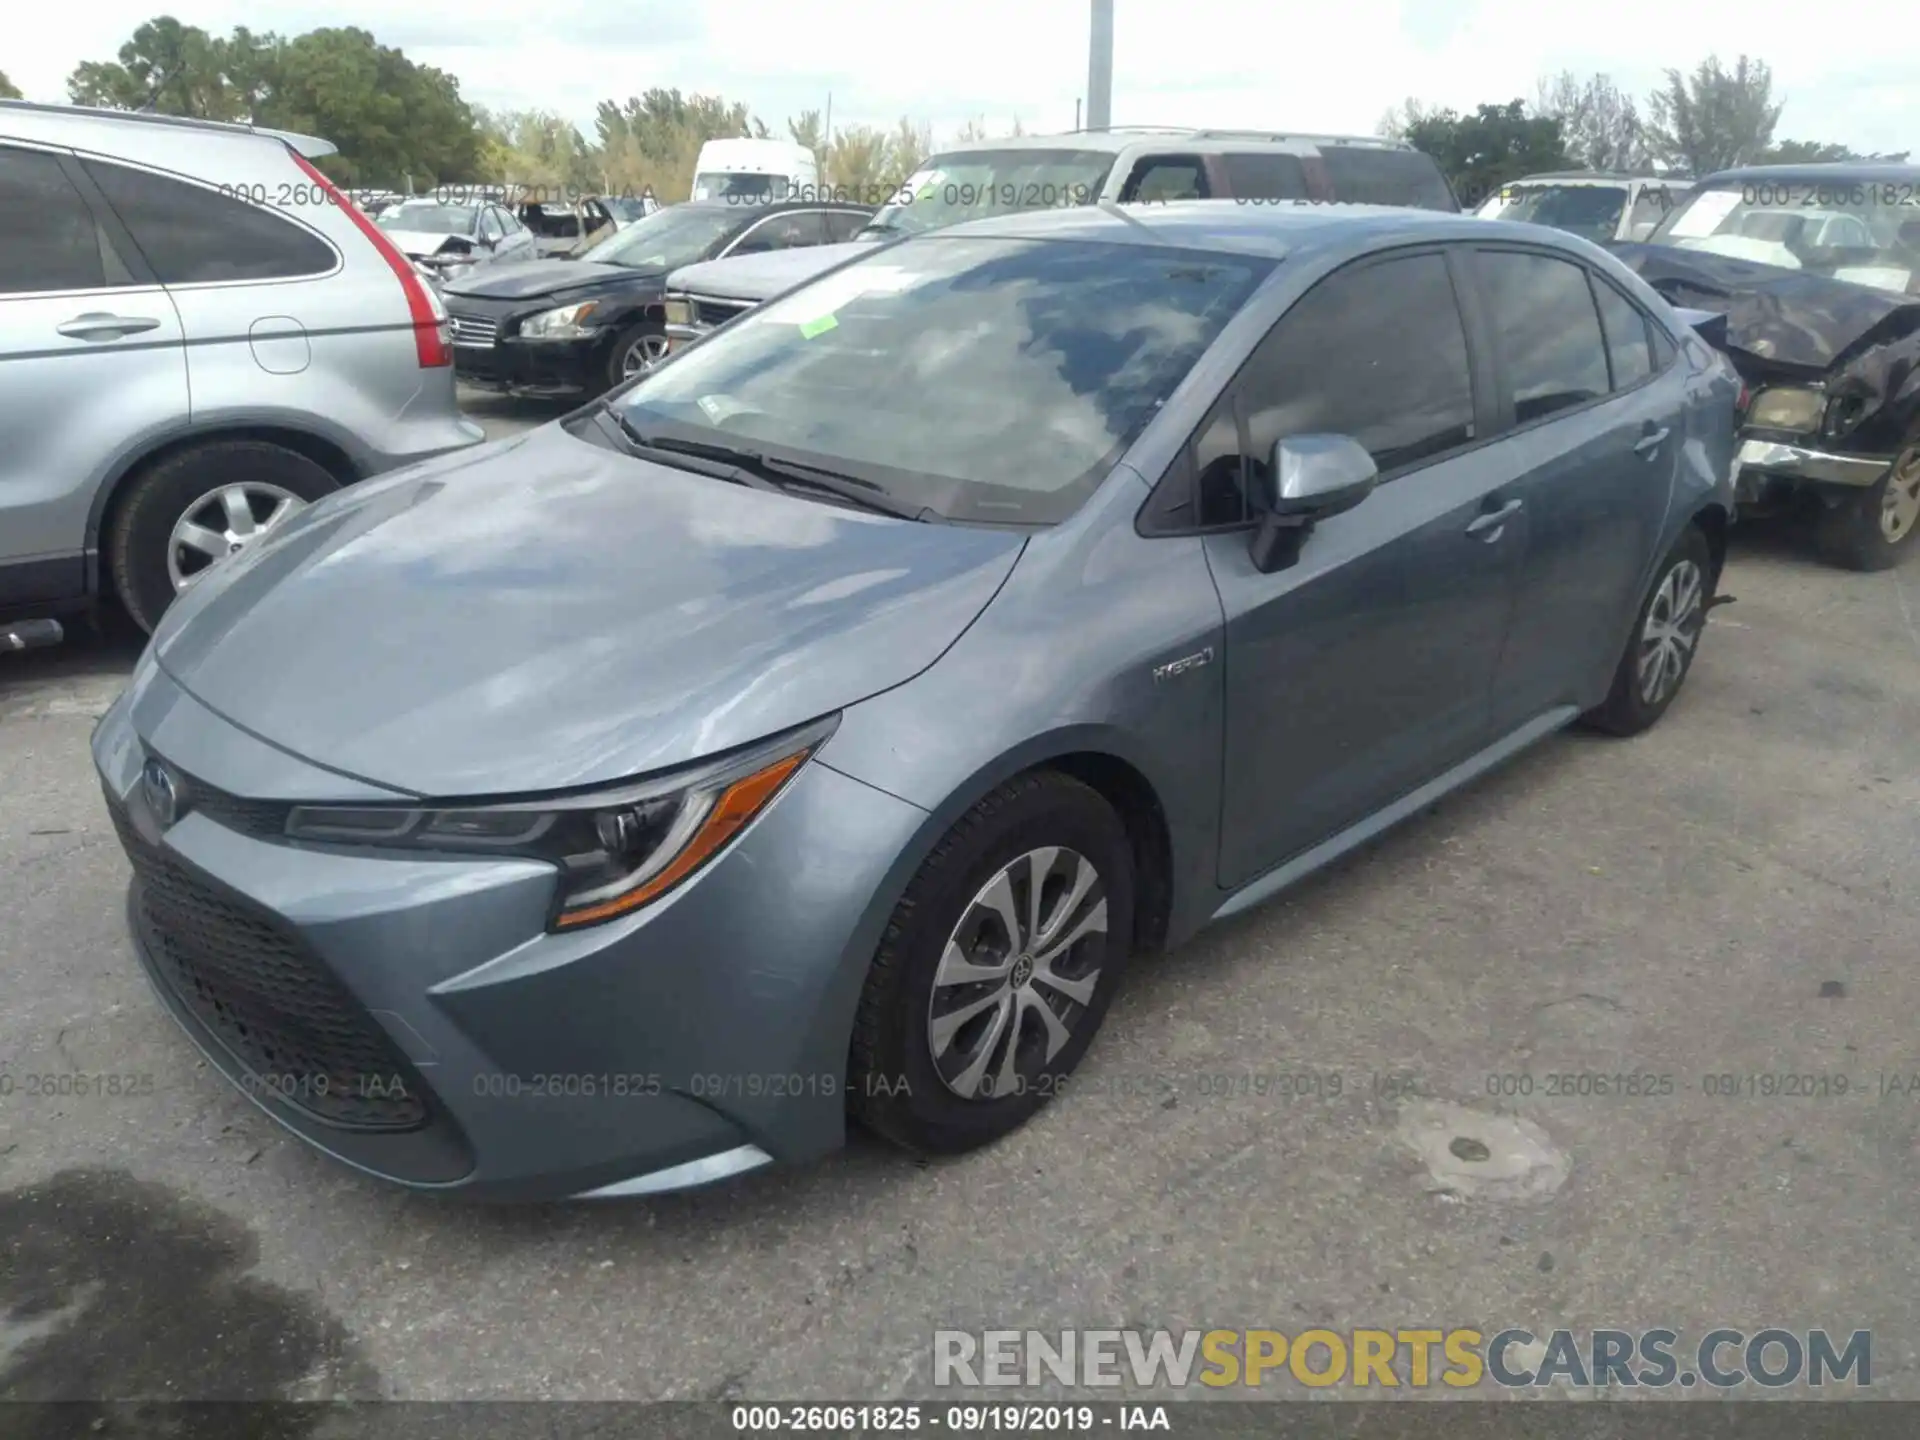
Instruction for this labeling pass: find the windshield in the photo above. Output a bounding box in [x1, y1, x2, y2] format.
[1648, 181, 1920, 294]
[693, 171, 790, 202]
[579, 205, 742, 269]
[859, 149, 1118, 239]
[604, 198, 650, 222]
[615, 235, 1268, 524]
[1477, 183, 1629, 242]
[378, 203, 475, 235]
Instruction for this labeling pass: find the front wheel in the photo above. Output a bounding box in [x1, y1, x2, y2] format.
[1580, 526, 1713, 737]
[1816, 440, 1920, 571]
[605, 322, 669, 390]
[848, 772, 1134, 1156]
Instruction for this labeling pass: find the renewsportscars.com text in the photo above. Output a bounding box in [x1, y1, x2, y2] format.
[932, 1327, 1871, 1390]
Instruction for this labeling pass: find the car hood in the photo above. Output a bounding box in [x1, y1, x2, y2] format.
[1612, 241, 1920, 374]
[380, 230, 470, 260]
[443, 260, 655, 301]
[668, 242, 873, 302]
[151, 425, 1026, 798]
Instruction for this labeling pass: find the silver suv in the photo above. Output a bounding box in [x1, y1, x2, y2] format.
[1, 102, 483, 635]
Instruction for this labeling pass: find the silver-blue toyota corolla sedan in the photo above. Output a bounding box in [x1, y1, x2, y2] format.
[93, 202, 1738, 1201]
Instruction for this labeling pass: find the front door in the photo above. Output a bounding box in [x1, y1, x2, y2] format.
[1202, 249, 1523, 888]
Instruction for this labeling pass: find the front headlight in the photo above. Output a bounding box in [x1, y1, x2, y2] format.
[663, 297, 693, 326]
[284, 716, 836, 929]
[519, 301, 601, 338]
[1747, 386, 1826, 434]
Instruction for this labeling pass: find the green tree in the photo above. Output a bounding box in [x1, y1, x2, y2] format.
[1644, 55, 1782, 176]
[246, 28, 480, 186]
[474, 107, 595, 190]
[825, 124, 893, 193]
[890, 118, 932, 177]
[1402, 101, 1572, 208]
[69, 16, 244, 118]
[1535, 71, 1649, 172]
[0, 70, 21, 100]
[787, 109, 827, 173]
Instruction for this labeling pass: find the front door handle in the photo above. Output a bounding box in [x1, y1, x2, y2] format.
[57, 313, 161, 340]
[1466, 498, 1524, 539]
[1634, 425, 1671, 456]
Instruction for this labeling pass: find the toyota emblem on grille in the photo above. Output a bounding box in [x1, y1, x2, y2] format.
[141, 758, 185, 828]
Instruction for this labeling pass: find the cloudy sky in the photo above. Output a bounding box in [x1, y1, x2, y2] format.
[7, 0, 1912, 155]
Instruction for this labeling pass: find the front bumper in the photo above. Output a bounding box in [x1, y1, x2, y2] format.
[91, 660, 928, 1201]
[451, 331, 609, 398]
[1734, 437, 1892, 489]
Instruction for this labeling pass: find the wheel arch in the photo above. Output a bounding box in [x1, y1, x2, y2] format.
[86, 422, 363, 596]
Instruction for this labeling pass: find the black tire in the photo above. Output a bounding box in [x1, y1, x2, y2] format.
[1815, 439, 1920, 572]
[604, 321, 667, 392]
[108, 440, 341, 634]
[1581, 525, 1714, 737]
[848, 771, 1135, 1156]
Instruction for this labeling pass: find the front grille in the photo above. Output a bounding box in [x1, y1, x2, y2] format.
[692, 297, 754, 329]
[175, 772, 289, 839]
[448, 313, 498, 347]
[109, 801, 430, 1131]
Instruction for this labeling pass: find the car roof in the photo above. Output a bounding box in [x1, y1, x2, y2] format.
[1699, 161, 1920, 185]
[927, 198, 1553, 259]
[0, 98, 336, 157]
[674, 198, 874, 215]
[928, 127, 1421, 158]
[1501, 171, 1680, 185]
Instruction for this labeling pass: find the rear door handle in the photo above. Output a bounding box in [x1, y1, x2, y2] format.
[1634, 426, 1671, 456]
[1466, 498, 1524, 539]
[57, 313, 162, 340]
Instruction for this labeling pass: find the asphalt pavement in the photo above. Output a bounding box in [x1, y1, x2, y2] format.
[4, 409, 1919, 1403]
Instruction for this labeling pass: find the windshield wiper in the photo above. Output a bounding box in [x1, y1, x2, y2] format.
[596, 405, 781, 490]
[611, 425, 938, 521]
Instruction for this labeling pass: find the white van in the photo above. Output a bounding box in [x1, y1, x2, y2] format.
[690, 139, 820, 203]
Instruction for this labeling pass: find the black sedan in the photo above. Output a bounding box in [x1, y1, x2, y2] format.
[441, 199, 875, 398]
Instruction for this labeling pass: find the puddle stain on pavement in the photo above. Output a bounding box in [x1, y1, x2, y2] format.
[0, 1168, 379, 1435]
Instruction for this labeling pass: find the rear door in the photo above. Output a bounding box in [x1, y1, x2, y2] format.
[724, 210, 829, 256]
[1317, 146, 1459, 211]
[1216, 151, 1312, 203]
[1466, 247, 1683, 729]
[1192, 248, 1521, 886]
[0, 142, 187, 603]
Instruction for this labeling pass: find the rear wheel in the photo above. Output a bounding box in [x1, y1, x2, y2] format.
[109, 440, 340, 633]
[1581, 526, 1712, 737]
[1816, 438, 1920, 571]
[848, 772, 1134, 1156]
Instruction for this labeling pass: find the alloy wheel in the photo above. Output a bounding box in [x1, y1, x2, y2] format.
[621, 332, 671, 378]
[1637, 557, 1704, 707]
[925, 847, 1108, 1101]
[166, 482, 308, 593]
[1881, 447, 1920, 544]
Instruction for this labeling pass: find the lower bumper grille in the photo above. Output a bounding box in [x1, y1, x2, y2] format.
[110, 802, 430, 1131]
[692, 297, 753, 328]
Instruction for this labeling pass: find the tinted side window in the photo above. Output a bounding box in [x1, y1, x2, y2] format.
[731, 211, 826, 254]
[1193, 394, 1246, 527]
[1240, 253, 1475, 480]
[1318, 148, 1456, 211]
[1475, 251, 1610, 423]
[1123, 156, 1209, 202]
[0, 146, 122, 294]
[1592, 278, 1653, 389]
[82, 158, 337, 284]
[1221, 152, 1309, 201]
[824, 210, 869, 242]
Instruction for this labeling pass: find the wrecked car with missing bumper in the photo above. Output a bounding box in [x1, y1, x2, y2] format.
[1613, 163, 1920, 570]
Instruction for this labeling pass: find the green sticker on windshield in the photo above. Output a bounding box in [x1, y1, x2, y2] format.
[798, 313, 838, 339]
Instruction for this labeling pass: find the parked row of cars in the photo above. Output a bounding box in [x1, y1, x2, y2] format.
[1, 97, 1913, 1201]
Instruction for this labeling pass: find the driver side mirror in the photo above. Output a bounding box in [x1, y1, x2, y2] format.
[1247, 434, 1378, 574]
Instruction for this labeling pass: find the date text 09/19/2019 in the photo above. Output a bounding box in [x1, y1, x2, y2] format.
[730, 1406, 1168, 1431]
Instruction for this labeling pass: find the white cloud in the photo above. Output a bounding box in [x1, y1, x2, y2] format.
[7, 0, 1912, 156]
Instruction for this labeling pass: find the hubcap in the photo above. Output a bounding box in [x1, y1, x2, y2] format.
[1637, 557, 1704, 707]
[622, 332, 670, 378]
[166, 482, 307, 593]
[1881, 447, 1920, 543]
[925, 847, 1108, 1101]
